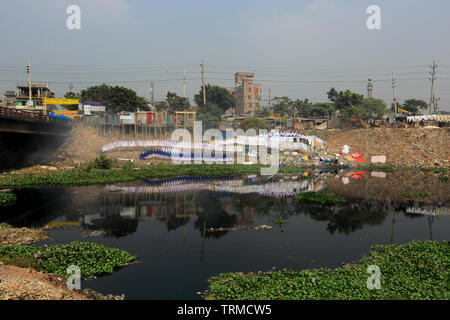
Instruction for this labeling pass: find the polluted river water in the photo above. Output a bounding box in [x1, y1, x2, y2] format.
[1, 170, 449, 299]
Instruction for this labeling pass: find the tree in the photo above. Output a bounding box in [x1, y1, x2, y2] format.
[358, 98, 387, 118]
[195, 102, 223, 130]
[64, 92, 79, 99]
[240, 117, 270, 131]
[293, 98, 313, 117]
[166, 91, 189, 112]
[154, 101, 169, 112]
[194, 84, 236, 112]
[255, 107, 271, 118]
[327, 88, 364, 110]
[327, 88, 364, 119]
[401, 99, 428, 114]
[271, 96, 293, 117]
[80, 84, 147, 112]
[309, 103, 335, 118]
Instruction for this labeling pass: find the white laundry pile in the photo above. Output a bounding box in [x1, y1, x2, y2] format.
[102, 132, 327, 154]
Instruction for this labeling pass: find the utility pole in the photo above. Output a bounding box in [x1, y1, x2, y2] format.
[183, 69, 186, 98]
[201, 61, 206, 105]
[392, 72, 398, 116]
[429, 60, 437, 115]
[268, 88, 271, 109]
[150, 81, 154, 106]
[433, 96, 440, 114]
[242, 78, 246, 114]
[27, 59, 32, 101]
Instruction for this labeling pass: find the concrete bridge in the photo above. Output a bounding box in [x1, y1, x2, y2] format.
[0, 107, 73, 169]
[0, 107, 73, 137]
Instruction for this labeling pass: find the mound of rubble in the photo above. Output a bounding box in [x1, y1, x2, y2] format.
[326, 128, 450, 168]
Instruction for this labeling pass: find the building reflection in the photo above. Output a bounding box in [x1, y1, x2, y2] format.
[4, 178, 447, 244]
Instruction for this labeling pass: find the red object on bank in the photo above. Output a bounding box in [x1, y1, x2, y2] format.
[350, 151, 363, 158]
[147, 113, 152, 123]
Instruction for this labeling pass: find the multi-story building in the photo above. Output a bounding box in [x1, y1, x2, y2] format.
[227, 72, 262, 115]
[1, 83, 55, 109]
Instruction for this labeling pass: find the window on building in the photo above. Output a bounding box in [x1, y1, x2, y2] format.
[248, 95, 252, 100]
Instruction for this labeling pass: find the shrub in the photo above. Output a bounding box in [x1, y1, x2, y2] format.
[93, 155, 113, 170]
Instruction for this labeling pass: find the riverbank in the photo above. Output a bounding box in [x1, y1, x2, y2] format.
[0, 224, 135, 300]
[0, 223, 49, 246]
[0, 161, 448, 188]
[206, 241, 449, 300]
[0, 163, 314, 187]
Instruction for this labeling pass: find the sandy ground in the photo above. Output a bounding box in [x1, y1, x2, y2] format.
[0, 264, 90, 300]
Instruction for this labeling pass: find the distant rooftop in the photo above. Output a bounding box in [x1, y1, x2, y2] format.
[16, 83, 50, 89]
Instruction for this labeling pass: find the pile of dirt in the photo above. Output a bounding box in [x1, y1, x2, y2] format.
[0, 227, 50, 246]
[0, 264, 123, 300]
[49, 126, 110, 167]
[327, 128, 450, 168]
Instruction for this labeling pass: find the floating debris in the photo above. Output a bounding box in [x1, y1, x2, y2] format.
[207, 225, 272, 233]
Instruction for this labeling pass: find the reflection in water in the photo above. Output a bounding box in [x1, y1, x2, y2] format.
[106, 177, 325, 197]
[302, 202, 388, 235]
[2, 176, 448, 242]
[1, 175, 449, 299]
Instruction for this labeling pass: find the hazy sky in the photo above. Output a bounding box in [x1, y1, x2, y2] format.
[1, 0, 449, 111]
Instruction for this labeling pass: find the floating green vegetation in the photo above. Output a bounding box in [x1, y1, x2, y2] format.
[0, 222, 13, 229]
[0, 242, 136, 278]
[272, 216, 286, 225]
[0, 164, 302, 187]
[296, 192, 346, 205]
[206, 241, 449, 300]
[0, 192, 16, 207]
[438, 175, 448, 182]
[403, 191, 432, 198]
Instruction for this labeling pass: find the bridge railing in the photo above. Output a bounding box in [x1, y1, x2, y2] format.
[0, 107, 73, 127]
